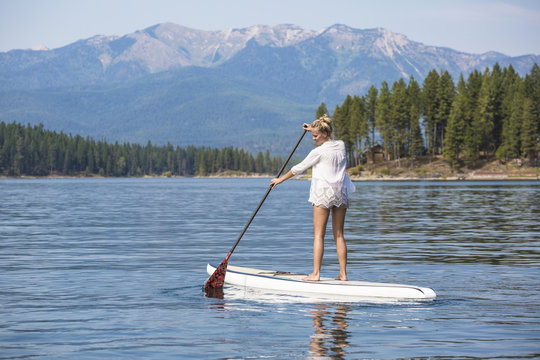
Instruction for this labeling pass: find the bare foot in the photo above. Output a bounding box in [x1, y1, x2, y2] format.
[302, 273, 320, 281]
[334, 275, 348, 281]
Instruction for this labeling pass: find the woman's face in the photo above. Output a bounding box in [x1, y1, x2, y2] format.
[311, 129, 329, 146]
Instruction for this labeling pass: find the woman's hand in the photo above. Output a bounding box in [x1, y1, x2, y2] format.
[270, 170, 294, 188]
[303, 123, 313, 132]
[270, 177, 282, 188]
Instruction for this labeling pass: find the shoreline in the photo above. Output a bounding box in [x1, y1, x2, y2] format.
[348, 157, 540, 182]
[2, 173, 539, 181]
[348, 175, 540, 181]
[2, 158, 539, 181]
[348, 171, 540, 182]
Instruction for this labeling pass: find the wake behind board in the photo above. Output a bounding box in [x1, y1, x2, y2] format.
[207, 264, 436, 300]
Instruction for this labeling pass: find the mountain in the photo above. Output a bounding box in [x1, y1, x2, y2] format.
[0, 23, 318, 90]
[0, 23, 538, 154]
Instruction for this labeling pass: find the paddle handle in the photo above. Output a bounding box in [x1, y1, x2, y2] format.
[228, 129, 307, 255]
[275, 129, 308, 178]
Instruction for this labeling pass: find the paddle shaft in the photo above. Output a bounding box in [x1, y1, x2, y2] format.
[226, 129, 307, 257]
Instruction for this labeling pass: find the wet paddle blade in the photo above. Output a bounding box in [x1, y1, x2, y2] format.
[204, 286, 224, 299]
[204, 260, 228, 290]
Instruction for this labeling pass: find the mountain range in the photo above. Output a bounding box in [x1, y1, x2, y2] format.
[1, 23, 538, 154]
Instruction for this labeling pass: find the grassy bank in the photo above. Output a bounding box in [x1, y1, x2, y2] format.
[3, 157, 539, 181]
[348, 156, 540, 181]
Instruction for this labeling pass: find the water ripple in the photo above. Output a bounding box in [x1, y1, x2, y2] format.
[0, 178, 539, 359]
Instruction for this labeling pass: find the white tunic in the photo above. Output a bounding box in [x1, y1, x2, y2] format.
[291, 140, 356, 208]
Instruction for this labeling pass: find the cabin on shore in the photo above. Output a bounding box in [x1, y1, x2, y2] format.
[365, 144, 386, 164]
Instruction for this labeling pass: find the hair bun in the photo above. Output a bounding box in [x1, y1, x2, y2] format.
[319, 114, 332, 125]
[311, 114, 334, 138]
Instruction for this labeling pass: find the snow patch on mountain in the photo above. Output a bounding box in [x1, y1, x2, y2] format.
[1, 22, 538, 95]
[374, 28, 410, 58]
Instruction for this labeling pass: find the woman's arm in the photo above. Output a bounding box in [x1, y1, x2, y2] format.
[270, 169, 294, 188]
[270, 123, 316, 188]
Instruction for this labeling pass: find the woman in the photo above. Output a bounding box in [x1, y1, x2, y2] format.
[270, 114, 355, 281]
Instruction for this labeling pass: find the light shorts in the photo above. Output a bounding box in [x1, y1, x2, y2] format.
[308, 179, 351, 209]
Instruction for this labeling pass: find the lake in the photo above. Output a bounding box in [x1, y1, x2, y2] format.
[1, 178, 539, 359]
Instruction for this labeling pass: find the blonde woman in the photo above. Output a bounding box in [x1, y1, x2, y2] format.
[271, 115, 355, 281]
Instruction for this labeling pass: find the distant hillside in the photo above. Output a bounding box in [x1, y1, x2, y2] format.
[0, 23, 538, 155]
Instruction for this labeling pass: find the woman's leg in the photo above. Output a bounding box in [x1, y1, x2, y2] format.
[304, 205, 330, 281]
[331, 206, 348, 281]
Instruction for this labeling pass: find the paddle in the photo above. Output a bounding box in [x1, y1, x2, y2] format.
[204, 128, 307, 291]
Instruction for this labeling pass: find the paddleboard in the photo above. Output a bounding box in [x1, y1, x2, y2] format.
[206, 264, 436, 300]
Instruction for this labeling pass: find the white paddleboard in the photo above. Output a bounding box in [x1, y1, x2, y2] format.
[207, 264, 436, 300]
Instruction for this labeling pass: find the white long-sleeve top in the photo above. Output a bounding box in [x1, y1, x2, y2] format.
[291, 140, 356, 208]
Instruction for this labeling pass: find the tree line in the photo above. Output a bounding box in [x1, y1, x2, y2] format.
[3, 63, 539, 177]
[0, 122, 283, 177]
[329, 63, 540, 168]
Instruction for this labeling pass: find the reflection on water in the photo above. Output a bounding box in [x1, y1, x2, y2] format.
[347, 181, 540, 267]
[204, 286, 224, 299]
[309, 303, 350, 359]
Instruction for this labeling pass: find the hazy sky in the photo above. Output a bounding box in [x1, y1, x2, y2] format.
[1, 0, 539, 56]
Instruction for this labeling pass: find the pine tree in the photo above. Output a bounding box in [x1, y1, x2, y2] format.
[490, 63, 505, 149]
[0, 122, 5, 174]
[524, 63, 540, 147]
[376, 81, 392, 160]
[422, 70, 440, 155]
[334, 96, 353, 156]
[462, 71, 483, 165]
[344, 96, 367, 166]
[444, 75, 468, 167]
[366, 85, 378, 148]
[407, 76, 424, 159]
[264, 149, 271, 173]
[14, 131, 23, 176]
[521, 97, 538, 162]
[390, 78, 409, 164]
[354, 96, 369, 156]
[316, 103, 329, 119]
[497, 70, 523, 162]
[472, 69, 496, 158]
[436, 70, 455, 155]
[47, 141, 57, 174]
[255, 151, 264, 173]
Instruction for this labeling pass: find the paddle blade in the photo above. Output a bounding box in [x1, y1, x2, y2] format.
[204, 260, 228, 290]
[204, 286, 224, 299]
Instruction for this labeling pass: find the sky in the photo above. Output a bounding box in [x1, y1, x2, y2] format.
[1, 0, 540, 56]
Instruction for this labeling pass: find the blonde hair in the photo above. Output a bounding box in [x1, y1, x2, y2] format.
[311, 114, 333, 138]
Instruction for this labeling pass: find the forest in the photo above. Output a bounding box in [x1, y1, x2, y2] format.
[329, 63, 540, 168]
[1, 63, 539, 177]
[0, 122, 283, 177]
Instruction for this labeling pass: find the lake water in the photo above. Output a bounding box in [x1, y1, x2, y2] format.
[1, 178, 539, 359]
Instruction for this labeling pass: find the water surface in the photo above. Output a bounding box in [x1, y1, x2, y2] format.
[1, 178, 539, 359]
